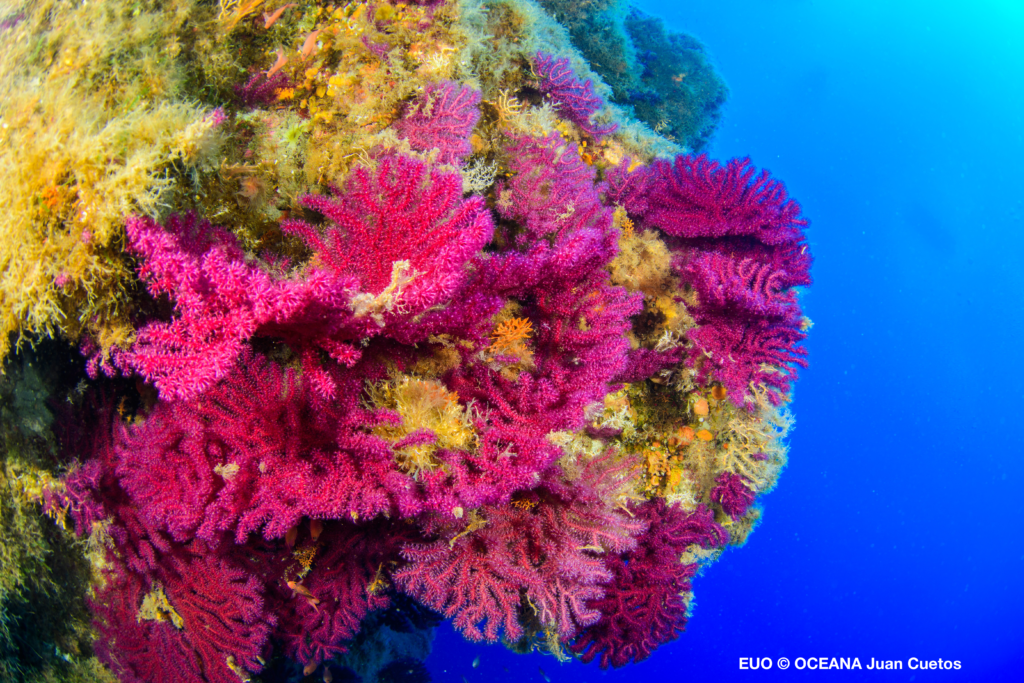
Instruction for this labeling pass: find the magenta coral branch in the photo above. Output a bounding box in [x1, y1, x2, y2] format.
[497, 133, 610, 241]
[570, 502, 727, 668]
[396, 483, 643, 643]
[119, 154, 495, 401]
[121, 213, 273, 400]
[686, 252, 802, 319]
[682, 250, 808, 402]
[92, 546, 273, 683]
[272, 520, 410, 666]
[606, 153, 812, 405]
[394, 80, 482, 165]
[612, 154, 808, 247]
[283, 154, 493, 317]
[535, 52, 617, 137]
[711, 472, 757, 519]
[113, 350, 423, 542]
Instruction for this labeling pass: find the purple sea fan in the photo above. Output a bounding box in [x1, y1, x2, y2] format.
[683, 251, 808, 405]
[611, 154, 812, 284]
[534, 52, 617, 137]
[235, 70, 290, 108]
[711, 472, 757, 519]
[120, 212, 287, 401]
[92, 545, 274, 683]
[113, 350, 416, 543]
[606, 154, 810, 272]
[687, 312, 808, 406]
[612, 347, 684, 384]
[570, 501, 727, 668]
[449, 133, 640, 473]
[395, 485, 644, 643]
[497, 133, 610, 241]
[119, 154, 494, 401]
[449, 273, 640, 457]
[606, 154, 812, 405]
[685, 251, 803, 321]
[272, 520, 416, 667]
[609, 154, 808, 249]
[394, 80, 482, 165]
[118, 212, 364, 401]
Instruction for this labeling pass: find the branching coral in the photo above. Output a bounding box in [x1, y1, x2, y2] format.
[115, 153, 495, 400]
[607, 153, 812, 406]
[534, 51, 617, 138]
[569, 501, 727, 668]
[396, 463, 645, 644]
[394, 80, 482, 165]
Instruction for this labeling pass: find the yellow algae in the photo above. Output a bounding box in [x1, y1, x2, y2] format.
[369, 376, 477, 476]
[137, 584, 184, 629]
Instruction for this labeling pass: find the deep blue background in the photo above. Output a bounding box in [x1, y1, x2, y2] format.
[427, 1, 1024, 680]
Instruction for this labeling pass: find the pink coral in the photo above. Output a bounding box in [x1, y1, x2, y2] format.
[570, 502, 727, 668]
[453, 133, 639, 442]
[120, 154, 494, 401]
[282, 153, 493, 321]
[92, 545, 273, 683]
[497, 133, 610, 241]
[120, 212, 286, 400]
[395, 480, 643, 642]
[394, 80, 481, 165]
[683, 251, 808, 403]
[112, 350, 416, 543]
[534, 52, 617, 137]
[607, 154, 808, 248]
[271, 520, 413, 667]
[711, 472, 757, 518]
[612, 347, 684, 384]
[235, 71, 290, 108]
[687, 315, 807, 405]
[605, 154, 811, 405]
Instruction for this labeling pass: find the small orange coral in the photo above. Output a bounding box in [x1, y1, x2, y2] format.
[489, 316, 533, 354]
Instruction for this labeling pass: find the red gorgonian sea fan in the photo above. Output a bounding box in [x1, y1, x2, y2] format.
[535, 51, 617, 138]
[114, 154, 494, 401]
[606, 154, 812, 405]
[59, 17, 811, 673]
[606, 154, 807, 250]
[570, 501, 727, 668]
[91, 544, 274, 683]
[282, 153, 493, 328]
[394, 80, 482, 165]
[395, 483, 645, 643]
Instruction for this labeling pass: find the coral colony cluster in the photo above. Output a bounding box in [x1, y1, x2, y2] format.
[0, 0, 810, 681]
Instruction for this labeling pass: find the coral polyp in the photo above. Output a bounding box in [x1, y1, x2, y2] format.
[0, 0, 811, 680]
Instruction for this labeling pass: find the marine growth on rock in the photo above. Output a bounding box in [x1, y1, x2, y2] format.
[0, 0, 811, 680]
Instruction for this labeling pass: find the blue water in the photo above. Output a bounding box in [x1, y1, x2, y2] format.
[428, 1, 1024, 680]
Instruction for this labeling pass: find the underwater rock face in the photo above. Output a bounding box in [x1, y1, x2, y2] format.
[0, 0, 810, 680]
[535, 0, 728, 150]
